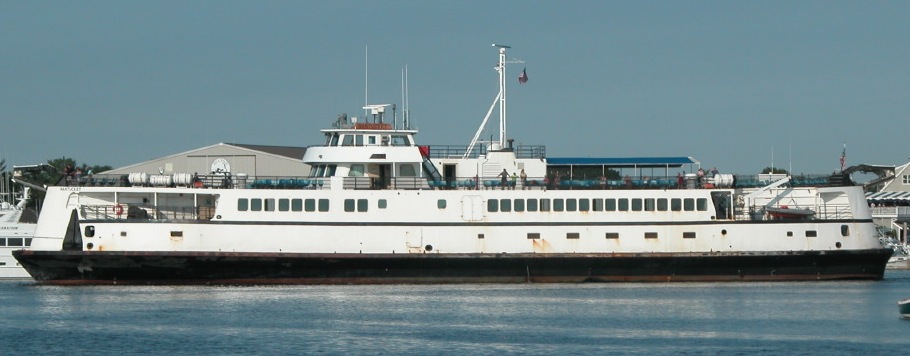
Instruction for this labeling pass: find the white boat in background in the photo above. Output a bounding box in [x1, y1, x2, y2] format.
[1, 185, 35, 279]
[13, 45, 892, 285]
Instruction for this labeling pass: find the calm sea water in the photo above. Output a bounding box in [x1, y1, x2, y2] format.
[2, 271, 910, 355]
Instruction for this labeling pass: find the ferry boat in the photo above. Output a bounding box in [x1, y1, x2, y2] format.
[1, 186, 35, 279]
[13, 45, 892, 284]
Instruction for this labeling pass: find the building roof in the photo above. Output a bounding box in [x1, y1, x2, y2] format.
[866, 191, 910, 202]
[547, 157, 698, 168]
[226, 143, 307, 160]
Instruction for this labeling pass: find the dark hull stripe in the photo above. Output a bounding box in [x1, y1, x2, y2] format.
[80, 219, 875, 227]
[13, 249, 892, 285]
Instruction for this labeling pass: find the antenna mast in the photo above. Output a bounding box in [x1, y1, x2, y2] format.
[464, 44, 521, 158]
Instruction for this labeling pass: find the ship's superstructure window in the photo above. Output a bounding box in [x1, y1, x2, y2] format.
[606, 198, 616, 211]
[500, 199, 511, 212]
[527, 233, 540, 239]
[487, 199, 499, 212]
[344, 199, 355, 212]
[514, 199, 525, 212]
[238, 199, 249, 211]
[593, 199, 603, 211]
[264, 199, 276, 212]
[318, 199, 330, 212]
[805, 230, 817, 237]
[342, 135, 354, 146]
[554, 199, 564, 212]
[841, 225, 849, 236]
[579, 199, 589, 211]
[358, 199, 368, 212]
[292, 199, 303, 211]
[305, 199, 316, 212]
[618, 198, 629, 211]
[631, 198, 643, 211]
[279, 199, 289, 211]
[391, 135, 410, 146]
[540, 198, 551, 212]
[671, 198, 682, 211]
[251, 198, 262, 211]
[684, 198, 694, 211]
[904, 174, 910, 184]
[4, 238, 25, 247]
[349, 164, 365, 177]
[566, 198, 577, 212]
[399, 164, 417, 177]
[437, 199, 446, 209]
[644, 198, 655, 211]
[379, 199, 387, 209]
[527, 199, 538, 212]
[657, 198, 668, 211]
[696, 198, 708, 211]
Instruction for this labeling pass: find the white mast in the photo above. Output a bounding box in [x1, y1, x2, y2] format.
[464, 44, 511, 158]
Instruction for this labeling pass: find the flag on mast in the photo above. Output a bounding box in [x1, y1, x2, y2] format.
[518, 67, 528, 84]
[839, 143, 846, 171]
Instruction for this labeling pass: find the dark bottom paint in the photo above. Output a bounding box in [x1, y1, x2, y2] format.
[12, 249, 893, 285]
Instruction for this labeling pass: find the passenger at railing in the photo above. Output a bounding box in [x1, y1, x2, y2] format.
[599, 175, 606, 189]
[75, 168, 82, 184]
[511, 172, 517, 190]
[520, 169, 527, 190]
[697, 168, 705, 187]
[474, 175, 479, 190]
[499, 169, 509, 190]
[623, 175, 632, 188]
[677, 172, 684, 189]
[554, 173, 561, 190]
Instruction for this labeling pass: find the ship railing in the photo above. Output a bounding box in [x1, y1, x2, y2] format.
[739, 203, 854, 221]
[80, 204, 209, 221]
[872, 206, 910, 219]
[425, 144, 546, 159]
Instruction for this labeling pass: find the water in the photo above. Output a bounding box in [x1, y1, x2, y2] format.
[2, 271, 910, 355]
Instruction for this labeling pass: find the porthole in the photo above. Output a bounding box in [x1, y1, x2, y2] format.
[425, 244, 433, 252]
[721, 229, 727, 236]
[835, 242, 842, 249]
[84, 225, 95, 237]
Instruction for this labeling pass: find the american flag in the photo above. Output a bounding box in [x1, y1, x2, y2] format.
[518, 68, 528, 84]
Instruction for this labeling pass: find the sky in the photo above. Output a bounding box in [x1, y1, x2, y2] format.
[1, 1, 908, 176]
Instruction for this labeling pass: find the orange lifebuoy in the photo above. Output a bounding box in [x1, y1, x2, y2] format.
[115, 204, 124, 216]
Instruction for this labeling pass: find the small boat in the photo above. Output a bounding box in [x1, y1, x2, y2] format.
[765, 205, 815, 220]
[899, 299, 910, 319]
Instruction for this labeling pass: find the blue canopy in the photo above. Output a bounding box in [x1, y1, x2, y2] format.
[547, 157, 697, 168]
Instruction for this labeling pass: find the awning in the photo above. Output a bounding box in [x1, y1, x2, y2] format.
[866, 191, 910, 201]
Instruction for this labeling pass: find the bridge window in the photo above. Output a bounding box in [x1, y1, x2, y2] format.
[391, 135, 410, 146]
[341, 135, 354, 146]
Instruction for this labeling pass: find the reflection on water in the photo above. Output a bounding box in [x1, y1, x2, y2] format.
[2, 271, 909, 354]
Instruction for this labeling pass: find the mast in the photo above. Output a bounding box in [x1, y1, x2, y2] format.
[464, 44, 511, 158]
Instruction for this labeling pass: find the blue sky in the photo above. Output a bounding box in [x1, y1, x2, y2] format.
[1, 1, 908, 175]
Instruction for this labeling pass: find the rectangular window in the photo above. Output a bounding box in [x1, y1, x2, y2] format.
[904, 175, 910, 184]
[7, 238, 23, 246]
[344, 199, 356, 212]
[697, 198, 708, 211]
[437, 199, 446, 209]
[566, 199, 577, 212]
[684, 198, 695, 211]
[0, 239, 6, 247]
[540, 198, 551, 212]
[170, 231, 183, 237]
[527, 233, 540, 239]
[399, 164, 417, 177]
[671, 198, 682, 211]
[238, 199, 249, 211]
[264, 198, 276, 212]
[631, 198, 643, 211]
[305, 199, 316, 212]
[251, 198, 263, 211]
[478, 233, 485, 239]
[645, 232, 658, 239]
[318, 199, 330, 212]
[657, 199, 668, 211]
[357, 199, 368, 212]
[514, 199, 525, 212]
[500, 199, 512, 212]
[379, 199, 388, 209]
[292, 199, 303, 211]
[683, 232, 696, 239]
[805, 230, 818, 237]
[566, 232, 580, 239]
[488, 199, 499, 212]
[606, 198, 617, 211]
[527, 199, 538, 212]
[278, 199, 289, 211]
[644, 198, 655, 211]
[554, 199, 564, 212]
[617, 198, 629, 211]
[593, 199, 603, 211]
[605, 232, 619, 239]
[349, 164, 365, 177]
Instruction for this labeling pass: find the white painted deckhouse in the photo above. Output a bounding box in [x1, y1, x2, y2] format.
[13, 45, 890, 284]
